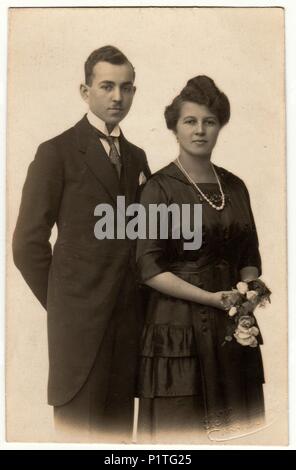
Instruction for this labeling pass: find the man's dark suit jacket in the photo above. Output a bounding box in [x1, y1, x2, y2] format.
[13, 115, 151, 406]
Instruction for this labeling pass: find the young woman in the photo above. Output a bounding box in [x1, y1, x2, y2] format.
[136, 76, 265, 442]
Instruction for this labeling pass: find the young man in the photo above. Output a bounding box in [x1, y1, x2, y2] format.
[12, 46, 151, 441]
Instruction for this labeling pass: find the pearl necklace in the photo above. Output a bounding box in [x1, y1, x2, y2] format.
[175, 157, 225, 211]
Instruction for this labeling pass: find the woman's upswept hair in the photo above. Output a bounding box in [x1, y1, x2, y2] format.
[164, 75, 230, 131]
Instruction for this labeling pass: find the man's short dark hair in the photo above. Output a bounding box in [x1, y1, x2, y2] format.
[164, 75, 230, 131]
[84, 45, 135, 85]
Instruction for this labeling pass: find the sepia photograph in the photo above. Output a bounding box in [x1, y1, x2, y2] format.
[5, 6, 288, 446]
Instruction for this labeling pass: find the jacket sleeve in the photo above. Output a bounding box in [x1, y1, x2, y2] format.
[12, 141, 64, 309]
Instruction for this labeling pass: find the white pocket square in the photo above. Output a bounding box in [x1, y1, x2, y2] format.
[138, 171, 147, 186]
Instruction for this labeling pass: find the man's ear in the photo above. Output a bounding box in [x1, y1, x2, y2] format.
[80, 83, 89, 103]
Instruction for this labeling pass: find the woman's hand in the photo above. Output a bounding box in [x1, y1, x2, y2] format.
[144, 272, 234, 310]
[206, 291, 233, 310]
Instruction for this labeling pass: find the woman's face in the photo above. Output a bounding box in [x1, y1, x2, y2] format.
[175, 101, 221, 159]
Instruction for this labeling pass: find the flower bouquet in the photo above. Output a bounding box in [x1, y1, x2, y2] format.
[221, 279, 271, 347]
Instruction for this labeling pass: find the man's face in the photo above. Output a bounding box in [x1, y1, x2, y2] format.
[81, 61, 136, 129]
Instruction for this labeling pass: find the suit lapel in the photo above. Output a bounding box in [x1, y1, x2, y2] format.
[119, 134, 140, 207]
[75, 116, 121, 204]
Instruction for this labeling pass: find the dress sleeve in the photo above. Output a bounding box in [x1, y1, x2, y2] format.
[238, 180, 262, 276]
[136, 177, 170, 283]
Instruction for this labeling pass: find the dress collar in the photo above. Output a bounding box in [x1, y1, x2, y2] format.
[157, 161, 227, 185]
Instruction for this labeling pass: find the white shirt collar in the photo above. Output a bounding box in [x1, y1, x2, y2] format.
[86, 110, 121, 138]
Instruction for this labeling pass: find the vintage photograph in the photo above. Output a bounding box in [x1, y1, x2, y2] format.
[6, 7, 287, 445]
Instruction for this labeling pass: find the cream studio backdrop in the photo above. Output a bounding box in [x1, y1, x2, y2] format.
[6, 7, 287, 444]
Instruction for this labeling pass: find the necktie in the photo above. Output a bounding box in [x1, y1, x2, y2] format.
[94, 128, 122, 179]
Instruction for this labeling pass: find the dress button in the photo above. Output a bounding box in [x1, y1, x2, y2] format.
[202, 326, 208, 333]
[202, 318, 207, 323]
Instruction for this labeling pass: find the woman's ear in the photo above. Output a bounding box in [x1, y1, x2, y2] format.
[173, 130, 179, 142]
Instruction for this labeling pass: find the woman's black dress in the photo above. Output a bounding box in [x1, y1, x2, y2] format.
[136, 163, 265, 439]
